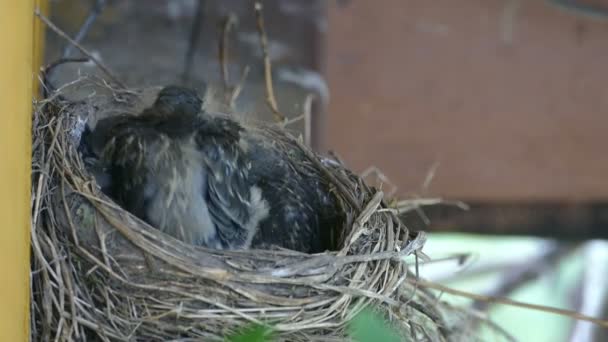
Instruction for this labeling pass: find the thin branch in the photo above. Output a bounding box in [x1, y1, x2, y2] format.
[281, 94, 314, 147]
[41, 58, 90, 98]
[465, 309, 518, 342]
[471, 242, 573, 312]
[410, 278, 608, 328]
[181, 0, 205, 84]
[35, 10, 126, 89]
[254, 1, 285, 123]
[219, 13, 237, 89]
[62, 0, 107, 58]
[282, 114, 305, 127]
[229, 65, 250, 109]
[568, 241, 608, 342]
[360, 166, 398, 199]
[303, 94, 313, 147]
[422, 160, 440, 192]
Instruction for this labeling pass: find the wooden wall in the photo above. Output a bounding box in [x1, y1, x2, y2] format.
[326, 0, 608, 202]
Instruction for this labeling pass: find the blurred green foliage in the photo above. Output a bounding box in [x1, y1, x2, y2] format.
[225, 323, 274, 342]
[224, 307, 402, 342]
[347, 308, 402, 342]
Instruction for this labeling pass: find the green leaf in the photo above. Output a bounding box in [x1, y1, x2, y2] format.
[348, 308, 402, 342]
[225, 323, 274, 342]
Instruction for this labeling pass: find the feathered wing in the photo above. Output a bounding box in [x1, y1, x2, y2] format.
[194, 115, 269, 249]
[241, 125, 345, 253]
[85, 112, 269, 250]
[89, 115, 158, 220]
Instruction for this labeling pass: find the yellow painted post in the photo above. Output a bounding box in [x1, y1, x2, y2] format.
[33, 0, 48, 97]
[0, 0, 46, 340]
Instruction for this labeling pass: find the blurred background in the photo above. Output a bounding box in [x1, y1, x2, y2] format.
[44, 0, 608, 340]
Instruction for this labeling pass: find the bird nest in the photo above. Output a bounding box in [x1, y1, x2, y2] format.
[30, 79, 462, 341]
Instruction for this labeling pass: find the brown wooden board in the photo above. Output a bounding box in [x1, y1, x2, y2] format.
[326, 0, 608, 202]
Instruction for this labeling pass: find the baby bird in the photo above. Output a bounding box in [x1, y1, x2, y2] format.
[80, 85, 342, 253]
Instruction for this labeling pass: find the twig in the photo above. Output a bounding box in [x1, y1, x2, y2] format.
[282, 114, 304, 127]
[327, 150, 347, 167]
[465, 309, 518, 342]
[360, 166, 398, 198]
[294, 138, 360, 212]
[416, 253, 472, 266]
[410, 278, 608, 328]
[229, 65, 250, 109]
[181, 0, 205, 84]
[422, 160, 440, 192]
[471, 242, 573, 312]
[281, 94, 314, 147]
[254, 2, 285, 122]
[219, 13, 237, 89]
[35, 10, 126, 89]
[568, 241, 608, 342]
[303, 94, 313, 147]
[395, 198, 469, 215]
[41, 58, 90, 98]
[62, 0, 107, 58]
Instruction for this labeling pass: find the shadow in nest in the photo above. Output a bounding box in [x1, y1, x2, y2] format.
[30, 77, 463, 341]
